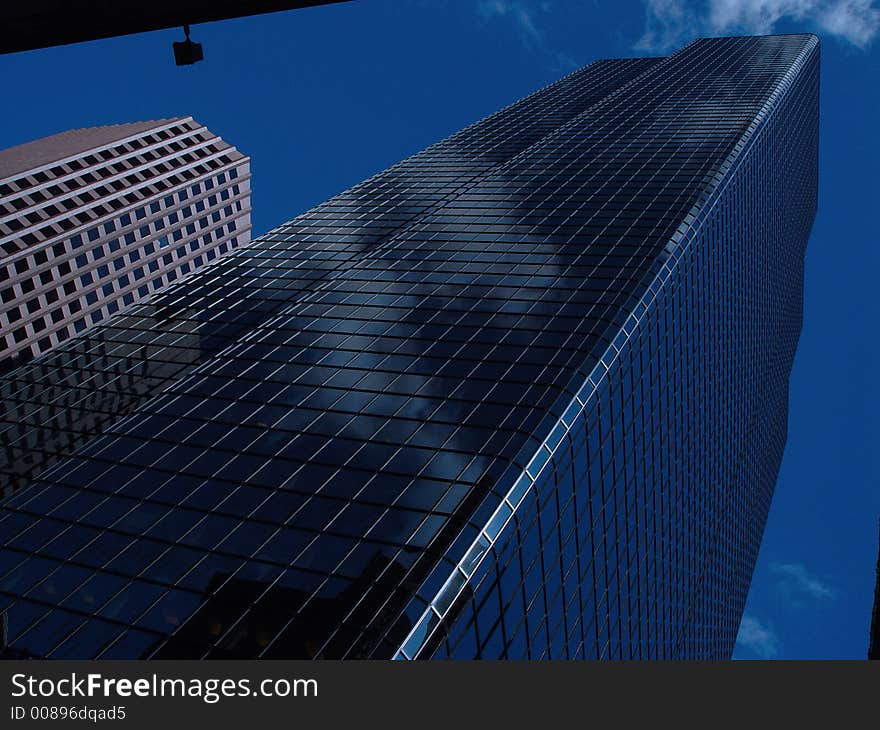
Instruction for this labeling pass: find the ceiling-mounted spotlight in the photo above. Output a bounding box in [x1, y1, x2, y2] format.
[172, 24, 203, 66]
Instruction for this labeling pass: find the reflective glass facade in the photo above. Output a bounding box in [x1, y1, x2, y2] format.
[0, 34, 818, 660]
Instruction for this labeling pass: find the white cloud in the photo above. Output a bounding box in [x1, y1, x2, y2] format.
[637, 0, 880, 51]
[707, 0, 815, 34]
[636, 0, 693, 51]
[770, 562, 836, 602]
[818, 0, 880, 46]
[735, 615, 781, 658]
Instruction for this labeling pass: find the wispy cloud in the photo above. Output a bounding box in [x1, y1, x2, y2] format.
[475, 1, 580, 72]
[735, 615, 781, 658]
[477, 0, 545, 46]
[637, 0, 880, 51]
[770, 562, 836, 604]
[636, 0, 694, 51]
[818, 0, 880, 46]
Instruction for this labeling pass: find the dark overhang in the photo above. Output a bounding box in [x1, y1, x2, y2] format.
[0, 1, 351, 55]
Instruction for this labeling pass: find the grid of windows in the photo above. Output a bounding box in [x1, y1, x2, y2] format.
[0, 58, 654, 502]
[403, 35, 819, 660]
[0, 35, 818, 660]
[0, 118, 252, 367]
[419, 41, 818, 658]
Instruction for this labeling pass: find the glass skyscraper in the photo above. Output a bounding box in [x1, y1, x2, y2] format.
[0, 33, 819, 660]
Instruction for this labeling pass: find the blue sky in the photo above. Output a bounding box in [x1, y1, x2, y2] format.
[1, 0, 877, 658]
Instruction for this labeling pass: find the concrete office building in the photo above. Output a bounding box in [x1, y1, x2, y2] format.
[0, 118, 251, 368]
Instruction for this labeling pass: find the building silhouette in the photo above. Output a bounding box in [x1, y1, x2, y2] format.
[0, 34, 819, 660]
[0, 118, 251, 369]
